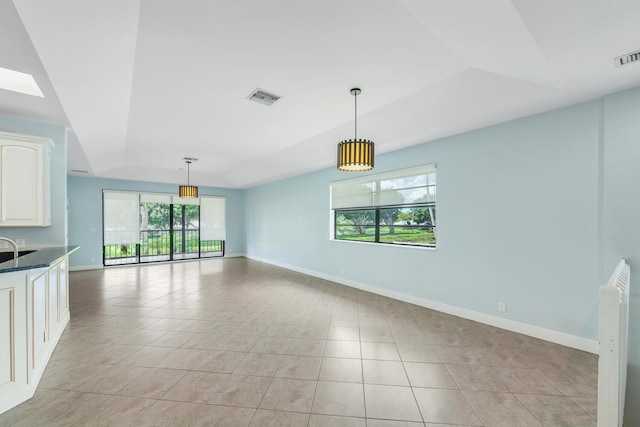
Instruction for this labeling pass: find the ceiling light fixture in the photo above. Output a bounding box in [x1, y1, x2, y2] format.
[337, 88, 374, 172]
[179, 158, 198, 198]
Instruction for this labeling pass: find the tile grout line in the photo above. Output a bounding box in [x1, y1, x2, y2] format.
[2, 260, 599, 426]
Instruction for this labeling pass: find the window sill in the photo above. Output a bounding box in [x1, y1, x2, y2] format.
[329, 238, 437, 251]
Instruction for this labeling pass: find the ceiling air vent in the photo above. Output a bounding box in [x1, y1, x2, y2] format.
[247, 88, 280, 106]
[614, 50, 640, 67]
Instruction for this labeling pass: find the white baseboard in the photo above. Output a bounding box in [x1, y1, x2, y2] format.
[69, 264, 103, 271]
[224, 252, 247, 258]
[247, 254, 598, 354]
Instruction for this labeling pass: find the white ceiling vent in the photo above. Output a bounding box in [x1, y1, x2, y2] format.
[247, 88, 280, 106]
[614, 50, 640, 67]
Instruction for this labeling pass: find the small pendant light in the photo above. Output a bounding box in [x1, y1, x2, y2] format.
[178, 158, 198, 198]
[337, 88, 374, 172]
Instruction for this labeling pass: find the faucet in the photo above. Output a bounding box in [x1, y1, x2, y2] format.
[0, 237, 18, 267]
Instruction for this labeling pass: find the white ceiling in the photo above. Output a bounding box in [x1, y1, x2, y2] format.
[1, 0, 640, 189]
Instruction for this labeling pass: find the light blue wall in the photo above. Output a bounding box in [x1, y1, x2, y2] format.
[245, 88, 640, 424]
[67, 176, 246, 269]
[0, 113, 67, 246]
[602, 87, 640, 425]
[246, 100, 602, 340]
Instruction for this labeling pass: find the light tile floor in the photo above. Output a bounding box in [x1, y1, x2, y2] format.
[0, 258, 598, 427]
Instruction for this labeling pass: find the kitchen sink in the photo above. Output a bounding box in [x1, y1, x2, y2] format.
[0, 250, 36, 264]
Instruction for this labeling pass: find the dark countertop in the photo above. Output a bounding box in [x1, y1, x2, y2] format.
[0, 246, 79, 274]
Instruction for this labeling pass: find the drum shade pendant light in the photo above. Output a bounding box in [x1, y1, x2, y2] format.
[337, 88, 374, 172]
[179, 158, 198, 198]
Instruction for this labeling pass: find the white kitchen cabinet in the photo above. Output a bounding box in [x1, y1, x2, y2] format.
[31, 271, 48, 369]
[58, 259, 68, 322]
[48, 267, 58, 334]
[0, 272, 28, 412]
[0, 250, 74, 415]
[0, 131, 53, 227]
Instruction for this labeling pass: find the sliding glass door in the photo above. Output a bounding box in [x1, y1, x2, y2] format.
[172, 203, 200, 260]
[103, 191, 225, 266]
[140, 201, 171, 262]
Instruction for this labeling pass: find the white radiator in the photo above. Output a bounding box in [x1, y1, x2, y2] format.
[598, 259, 631, 427]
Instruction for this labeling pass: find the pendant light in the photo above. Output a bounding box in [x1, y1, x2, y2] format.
[179, 158, 198, 198]
[337, 88, 374, 172]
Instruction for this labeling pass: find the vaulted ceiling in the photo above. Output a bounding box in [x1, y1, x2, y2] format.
[1, 0, 640, 188]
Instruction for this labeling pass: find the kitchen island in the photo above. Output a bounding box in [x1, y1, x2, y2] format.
[0, 246, 78, 414]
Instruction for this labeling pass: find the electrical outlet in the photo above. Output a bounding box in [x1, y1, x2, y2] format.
[0, 241, 7, 248]
[16, 239, 25, 248]
[498, 302, 506, 312]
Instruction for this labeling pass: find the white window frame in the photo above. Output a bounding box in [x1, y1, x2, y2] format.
[329, 164, 436, 249]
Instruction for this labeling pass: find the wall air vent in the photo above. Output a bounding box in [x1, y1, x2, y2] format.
[614, 50, 640, 67]
[247, 88, 280, 106]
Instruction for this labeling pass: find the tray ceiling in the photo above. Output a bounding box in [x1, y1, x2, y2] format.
[2, 0, 640, 188]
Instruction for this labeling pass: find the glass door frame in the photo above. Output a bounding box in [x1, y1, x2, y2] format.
[103, 199, 224, 266]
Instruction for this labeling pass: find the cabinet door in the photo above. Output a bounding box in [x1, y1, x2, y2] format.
[0, 144, 41, 225]
[48, 267, 59, 334]
[0, 289, 14, 389]
[58, 259, 69, 317]
[0, 274, 28, 408]
[0, 132, 53, 227]
[31, 273, 47, 369]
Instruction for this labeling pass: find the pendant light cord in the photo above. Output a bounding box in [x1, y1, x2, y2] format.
[354, 91, 358, 141]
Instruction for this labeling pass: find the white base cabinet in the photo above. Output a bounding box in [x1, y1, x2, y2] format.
[0, 256, 70, 414]
[0, 273, 28, 412]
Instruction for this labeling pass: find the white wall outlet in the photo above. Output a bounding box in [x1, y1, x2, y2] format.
[0, 241, 7, 248]
[498, 302, 507, 312]
[16, 239, 25, 248]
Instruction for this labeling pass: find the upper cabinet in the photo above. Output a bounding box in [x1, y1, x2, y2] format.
[0, 131, 53, 227]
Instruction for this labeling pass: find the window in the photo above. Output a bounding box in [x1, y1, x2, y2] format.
[331, 164, 436, 247]
[103, 191, 226, 265]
